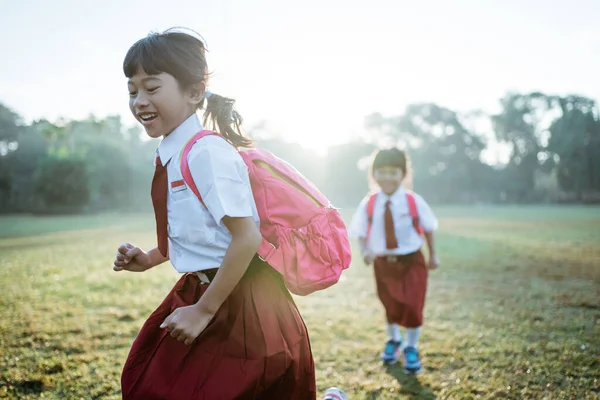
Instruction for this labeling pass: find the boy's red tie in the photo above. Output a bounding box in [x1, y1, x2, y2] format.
[384, 200, 398, 250]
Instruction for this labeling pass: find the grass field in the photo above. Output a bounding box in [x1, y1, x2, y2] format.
[1, 206, 599, 399]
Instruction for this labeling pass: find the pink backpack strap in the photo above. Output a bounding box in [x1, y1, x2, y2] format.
[179, 130, 281, 266]
[365, 193, 377, 240]
[180, 130, 223, 207]
[405, 191, 424, 235]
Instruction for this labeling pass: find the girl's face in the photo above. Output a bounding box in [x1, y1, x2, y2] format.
[373, 166, 404, 195]
[127, 70, 200, 138]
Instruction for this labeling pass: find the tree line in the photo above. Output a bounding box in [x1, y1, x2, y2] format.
[0, 91, 599, 215]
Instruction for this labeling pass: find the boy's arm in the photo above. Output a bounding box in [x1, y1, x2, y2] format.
[358, 237, 374, 265]
[415, 194, 439, 269]
[349, 197, 372, 265]
[423, 231, 438, 267]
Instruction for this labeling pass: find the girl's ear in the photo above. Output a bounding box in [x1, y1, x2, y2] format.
[188, 82, 206, 106]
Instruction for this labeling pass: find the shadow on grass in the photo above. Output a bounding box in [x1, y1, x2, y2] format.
[384, 364, 437, 400]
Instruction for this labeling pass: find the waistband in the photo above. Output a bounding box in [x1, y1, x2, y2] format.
[376, 250, 421, 264]
[194, 254, 266, 284]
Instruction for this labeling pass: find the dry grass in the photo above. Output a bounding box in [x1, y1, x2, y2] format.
[1, 206, 599, 399]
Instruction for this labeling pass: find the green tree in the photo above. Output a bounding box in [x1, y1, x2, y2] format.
[365, 103, 493, 203]
[491, 92, 556, 202]
[34, 154, 89, 213]
[547, 95, 600, 200]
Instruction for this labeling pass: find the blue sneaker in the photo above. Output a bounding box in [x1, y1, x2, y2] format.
[323, 387, 348, 400]
[381, 339, 401, 364]
[403, 346, 422, 374]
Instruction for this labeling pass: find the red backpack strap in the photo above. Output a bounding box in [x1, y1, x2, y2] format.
[365, 193, 378, 240]
[180, 130, 223, 207]
[405, 191, 424, 235]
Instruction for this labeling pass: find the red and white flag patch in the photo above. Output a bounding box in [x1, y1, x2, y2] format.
[170, 179, 187, 192]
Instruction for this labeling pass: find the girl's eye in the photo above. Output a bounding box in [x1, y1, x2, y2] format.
[147, 87, 159, 93]
[128, 91, 137, 98]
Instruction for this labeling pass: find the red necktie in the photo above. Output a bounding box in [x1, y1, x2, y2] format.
[384, 200, 398, 249]
[151, 155, 168, 257]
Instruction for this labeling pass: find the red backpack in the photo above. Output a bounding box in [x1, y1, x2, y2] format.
[180, 130, 352, 296]
[365, 191, 423, 240]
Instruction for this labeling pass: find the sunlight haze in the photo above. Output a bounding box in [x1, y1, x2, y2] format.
[2, 0, 599, 163]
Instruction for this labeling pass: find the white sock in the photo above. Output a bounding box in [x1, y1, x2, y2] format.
[387, 323, 402, 342]
[405, 327, 422, 348]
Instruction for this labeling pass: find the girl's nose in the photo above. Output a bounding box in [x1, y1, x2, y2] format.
[133, 92, 150, 108]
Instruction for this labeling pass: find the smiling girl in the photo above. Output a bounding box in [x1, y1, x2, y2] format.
[112, 28, 316, 399]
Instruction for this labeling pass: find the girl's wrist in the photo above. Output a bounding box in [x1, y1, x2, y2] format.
[193, 298, 218, 315]
[147, 247, 168, 269]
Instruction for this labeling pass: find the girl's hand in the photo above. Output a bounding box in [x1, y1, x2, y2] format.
[160, 305, 214, 346]
[428, 254, 440, 270]
[113, 243, 152, 272]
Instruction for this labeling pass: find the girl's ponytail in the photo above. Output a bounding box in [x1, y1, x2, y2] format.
[202, 92, 253, 148]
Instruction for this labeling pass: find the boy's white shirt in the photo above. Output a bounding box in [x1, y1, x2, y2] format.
[348, 186, 438, 256]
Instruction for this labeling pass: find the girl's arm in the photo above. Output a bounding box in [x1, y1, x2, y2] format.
[159, 217, 261, 345]
[159, 140, 262, 345]
[194, 216, 262, 314]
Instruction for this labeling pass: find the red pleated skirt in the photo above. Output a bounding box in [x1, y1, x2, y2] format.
[121, 257, 316, 400]
[373, 250, 428, 328]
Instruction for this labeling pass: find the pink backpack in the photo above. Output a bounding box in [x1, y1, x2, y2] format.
[365, 191, 424, 240]
[180, 130, 352, 296]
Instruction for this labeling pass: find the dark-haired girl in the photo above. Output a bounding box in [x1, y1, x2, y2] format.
[112, 28, 316, 399]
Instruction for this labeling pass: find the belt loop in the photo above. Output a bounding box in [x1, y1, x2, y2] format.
[385, 255, 399, 263]
[196, 271, 211, 284]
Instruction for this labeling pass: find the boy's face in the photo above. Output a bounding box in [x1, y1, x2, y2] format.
[373, 166, 404, 195]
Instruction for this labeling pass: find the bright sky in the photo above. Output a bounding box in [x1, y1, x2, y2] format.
[2, 0, 599, 162]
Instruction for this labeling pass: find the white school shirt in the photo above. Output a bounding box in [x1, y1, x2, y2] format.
[348, 187, 438, 256]
[156, 113, 260, 273]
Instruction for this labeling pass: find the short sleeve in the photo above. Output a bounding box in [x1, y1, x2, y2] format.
[348, 196, 370, 238]
[415, 193, 438, 232]
[187, 137, 254, 225]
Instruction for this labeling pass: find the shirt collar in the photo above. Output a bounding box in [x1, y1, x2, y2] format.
[156, 113, 203, 165]
[380, 186, 406, 204]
